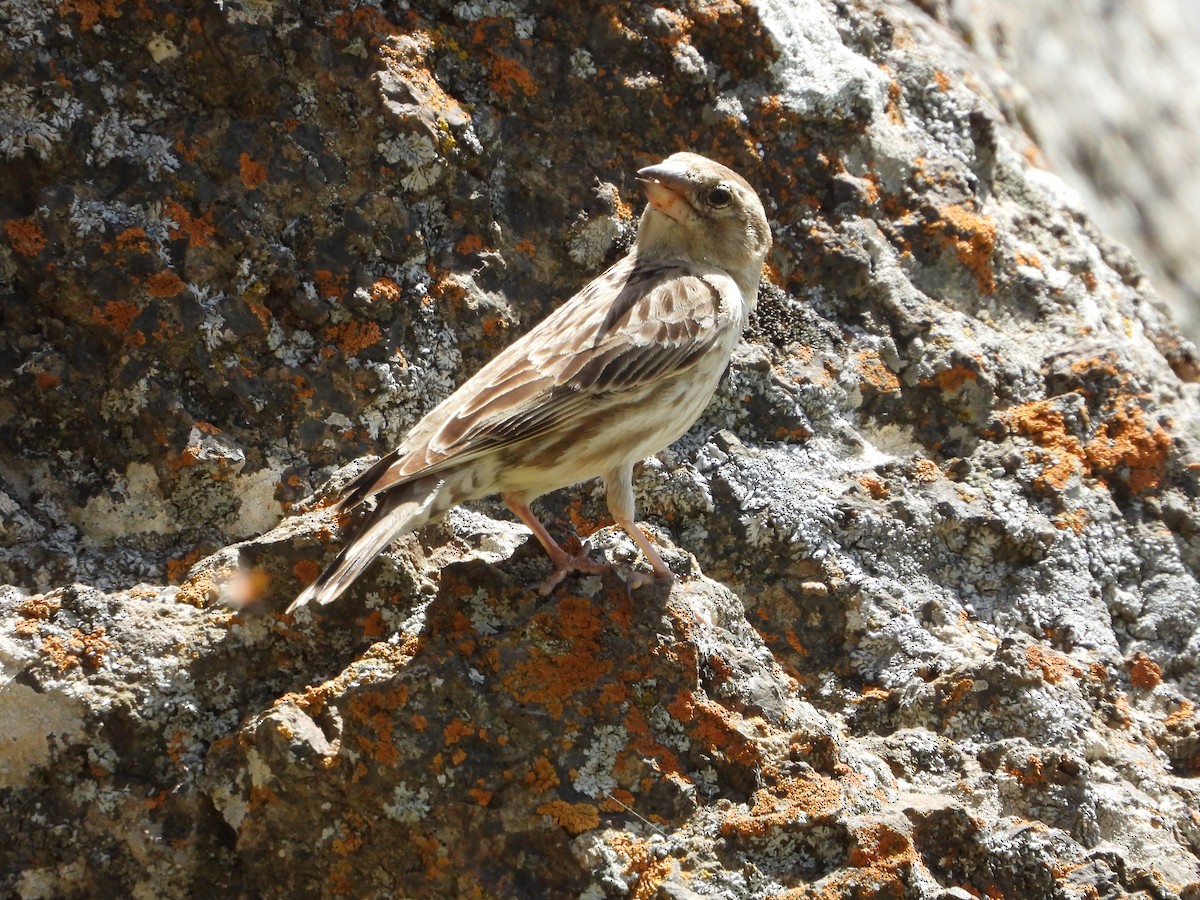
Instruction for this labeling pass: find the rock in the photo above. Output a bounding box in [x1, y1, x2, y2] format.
[949, 0, 1200, 342]
[2, 1, 1199, 897]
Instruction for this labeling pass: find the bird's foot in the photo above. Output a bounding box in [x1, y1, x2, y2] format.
[623, 567, 675, 598]
[537, 552, 610, 596]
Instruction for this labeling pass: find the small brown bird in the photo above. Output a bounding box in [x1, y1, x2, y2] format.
[289, 152, 771, 611]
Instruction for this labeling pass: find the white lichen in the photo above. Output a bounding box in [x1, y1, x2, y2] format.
[89, 110, 180, 181]
[451, 1, 534, 39]
[569, 48, 597, 79]
[191, 286, 234, 350]
[383, 782, 432, 822]
[0, 84, 83, 160]
[571, 725, 627, 798]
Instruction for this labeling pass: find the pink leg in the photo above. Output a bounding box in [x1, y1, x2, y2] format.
[503, 494, 609, 595]
[604, 464, 674, 590]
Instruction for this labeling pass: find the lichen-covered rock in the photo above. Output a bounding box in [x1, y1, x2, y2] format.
[2, 1, 1200, 897]
[949, 0, 1200, 342]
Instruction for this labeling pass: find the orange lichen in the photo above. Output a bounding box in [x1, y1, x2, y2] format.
[377, 30, 469, 133]
[15, 618, 40, 637]
[1083, 401, 1171, 493]
[885, 78, 904, 125]
[1004, 754, 1048, 788]
[456, 234, 485, 255]
[40, 627, 111, 670]
[480, 315, 508, 338]
[313, 268, 347, 301]
[247, 784, 279, 809]
[720, 773, 842, 838]
[621, 706, 686, 780]
[411, 833, 452, 881]
[327, 4, 400, 42]
[58, 0, 123, 31]
[91, 299, 142, 334]
[1003, 400, 1083, 491]
[443, 719, 475, 746]
[1025, 643, 1082, 685]
[565, 499, 612, 539]
[324, 321, 383, 356]
[929, 204, 997, 293]
[848, 821, 917, 869]
[537, 800, 600, 834]
[601, 832, 674, 900]
[797, 821, 919, 899]
[4, 218, 46, 256]
[930, 364, 979, 393]
[1005, 358, 1172, 496]
[1165, 699, 1194, 730]
[114, 226, 152, 254]
[773, 424, 813, 442]
[669, 692, 763, 769]
[1128, 651, 1162, 689]
[857, 350, 900, 394]
[785, 629, 809, 656]
[487, 55, 539, 99]
[15, 592, 63, 636]
[912, 459, 940, 483]
[344, 687, 409, 766]
[361, 610, 386, 638]
[239, 151, 268, 189]
[369, 277, 402, 303]
[241, 297, 270, 330]
[174, 130, 209, 163]
[165, 548, 204, 583]
[942, 676, 974, 710]
[599, 788, 637, 813]
[164, 200, 215, 247]
[292, 561, 321, 588]
[144, 270, 186, 297]
[166, 445, 201, 471]
[1055, 508, 1089, 533]
[35, 372, 62, 390]
[506, 595, 610, 718]
[175, 570, 218, 607]
[524, 755, 560, 793]
[17, 594, 61, 622]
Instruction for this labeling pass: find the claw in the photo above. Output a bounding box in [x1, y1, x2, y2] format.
[537, 552, 610, 596]
[624, 567, 674, 598]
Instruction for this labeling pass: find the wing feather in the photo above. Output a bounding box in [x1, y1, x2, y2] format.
[437, 259, 729, 448]
[340, 254, 740, 504]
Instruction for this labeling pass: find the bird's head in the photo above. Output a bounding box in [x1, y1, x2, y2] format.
[635, 152, 771, 294]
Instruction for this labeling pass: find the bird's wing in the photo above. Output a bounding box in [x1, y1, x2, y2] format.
[338, 255, 741, 506]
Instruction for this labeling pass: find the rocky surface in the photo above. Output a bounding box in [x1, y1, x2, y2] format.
[3, 0, 1200, 897]
[945, 0, 1200, 344]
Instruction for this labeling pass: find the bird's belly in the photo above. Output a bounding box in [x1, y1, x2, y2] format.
[493, 363, 726, 499]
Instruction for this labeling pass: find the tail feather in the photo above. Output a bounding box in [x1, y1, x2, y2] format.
[288, 473, 451, 611]
[338, 448, 403, 511]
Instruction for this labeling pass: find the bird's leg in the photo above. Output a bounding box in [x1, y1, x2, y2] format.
[503, 494, 609, 595]
[604, 464, 674, 591]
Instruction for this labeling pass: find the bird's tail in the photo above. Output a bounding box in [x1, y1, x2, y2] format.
[288, 472, 453, 612]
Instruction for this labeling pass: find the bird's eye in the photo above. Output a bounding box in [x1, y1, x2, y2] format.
[707, 185, 733, 208]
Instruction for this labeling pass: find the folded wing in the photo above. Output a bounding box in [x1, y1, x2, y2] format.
[337, 256, 737, 508]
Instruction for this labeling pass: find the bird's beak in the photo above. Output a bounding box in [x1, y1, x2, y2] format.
[637, 161, 694, 223]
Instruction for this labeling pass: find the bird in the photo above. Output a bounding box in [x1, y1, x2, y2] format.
[288, 152, 771, 612]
